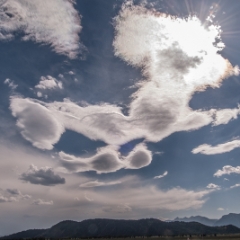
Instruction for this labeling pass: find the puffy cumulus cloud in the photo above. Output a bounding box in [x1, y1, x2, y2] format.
[192, 140, 240, 155]
[35, 76, 63, 90]
[214, 165, 240, 177]
[154, 171, 168, 179]
[10, 97, 64, 150]
[33, 199, 53, 205]
[79, 180, 122, 188]
[230, 184, 240, 189]
[20, 164, 65, 186]
[206, 183, 220, 189]
[59, 143, 152, 174]
[125, 143, 152, 169]
[0, 0, 82, 58]
[112, 3, 238, 141]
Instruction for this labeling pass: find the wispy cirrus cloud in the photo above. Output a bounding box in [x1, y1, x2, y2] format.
[154, 171, 168, 179]
[192, 140, 240, 155]
[230, 184, 240, 189]
[79, 180, 122, 188]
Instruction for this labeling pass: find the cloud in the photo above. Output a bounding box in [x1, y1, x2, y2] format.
[230, 184, 240, 189]
[0, 0, 82, 58]
[214, 165, 240, 177]
[59, 143, 152, 174]
[4, 78, 18, 90]
[206, 183, 220, 189]
[0, 189, 31, 203]
[20, 164, 65, 186]
[213, 107, 240, 126]
[8, 3, 239, 175]
[86, 184, 211, 211]
[10, 97, 65, 150]
[192, 140, 240, 155]
[0, 195, 18, 203]
[6, 188, 21, 195]
[79, 180, 122, 188]
[33, 199, 53, 205]
[218, 207, 224, 211]
[35, 76, 63, 90]
[154, 171, 168, 179]
[102, 204, 132, 213]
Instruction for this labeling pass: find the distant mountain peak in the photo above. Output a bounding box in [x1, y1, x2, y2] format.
[174, 213, 240, 228]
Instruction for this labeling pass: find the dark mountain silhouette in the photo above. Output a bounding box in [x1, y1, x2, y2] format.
[175, 213, 240, 228]
[2, 218, 240, 239]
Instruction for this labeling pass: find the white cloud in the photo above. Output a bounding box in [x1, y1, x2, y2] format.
[192, 140, 240, 155]
[4, 78, 18, 90]
[33, 199, 53, 205]
[154, 171, 168, 179]
[230, 184, 240, 189]
[10, 97, 64, 150]
[214, 165, 240, 177]
[218, 207, 224, 211]
[8, 3, 240, 175]
[206, 183, 220, 189]
[59, 143, 152, 174]
[79, 180, 121, 188]
[35, 76, 63, 90]
[213, 107, 240, 126]
[37, 92, 42, 98]
[0, 0, 82, 58]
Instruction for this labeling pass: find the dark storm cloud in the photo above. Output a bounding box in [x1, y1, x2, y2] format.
[20, 164, 65, 186]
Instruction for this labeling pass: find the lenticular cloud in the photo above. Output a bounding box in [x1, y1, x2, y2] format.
[9, 3, 239, 173]
[0, 0, 82, 58]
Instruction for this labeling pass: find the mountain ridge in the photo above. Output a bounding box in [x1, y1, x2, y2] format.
[2, 218, 240, 239]
[174, 213, 240, 228]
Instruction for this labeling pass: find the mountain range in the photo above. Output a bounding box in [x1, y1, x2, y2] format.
[2, 218, 240, 239]
[175, 213, 240, 228]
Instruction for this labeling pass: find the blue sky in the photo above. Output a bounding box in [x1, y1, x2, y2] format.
[1, 0, 240, 236]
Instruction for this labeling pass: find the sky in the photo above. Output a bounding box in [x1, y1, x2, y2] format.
[1, 0, 240, 236]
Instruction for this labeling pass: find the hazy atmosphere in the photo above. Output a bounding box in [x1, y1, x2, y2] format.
[1, 0, 240, 236]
